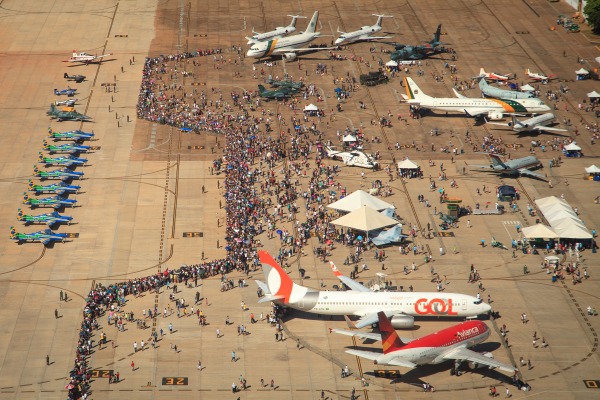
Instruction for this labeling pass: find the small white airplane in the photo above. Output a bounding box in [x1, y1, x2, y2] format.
[64, 50, 113, 64]
[325, 145, 378, 169]
[255, 251, 491, 329]
[54, 99, 78, 107]
[403, 77, 551, 120]
[526, 68, 556, 83]
[473, 67, 511, 81]
[246, 15, 305, 45]
[246, 12, 334, 61]
[470, 154, 545, 180]
[335, 311, 516, 373]
[487, 113, 567, 134]
[334, 14, 393, 46]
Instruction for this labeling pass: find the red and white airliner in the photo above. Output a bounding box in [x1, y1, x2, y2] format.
[335, 311, 516, 373]
[256, 251, 491, 329]
[64, 50, 113, 64]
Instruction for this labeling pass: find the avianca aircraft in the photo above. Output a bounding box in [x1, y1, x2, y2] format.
[336, 311, 516, 373]
[334, 14, 393, 46]
[403, 77, 550, 120]
[64, 51, 113, 64]
[256, 251, 491, 329]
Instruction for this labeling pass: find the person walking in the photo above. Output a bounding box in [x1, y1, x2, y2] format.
[131, 360, 135, 371]
[231, 350, 236, 362]
[46, 355, 50, 365]
[169, 322, 173, 334]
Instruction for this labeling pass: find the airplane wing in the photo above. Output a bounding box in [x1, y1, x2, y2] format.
[271, 46, 337, 55]
[486, 121, 511, 128]
[535, 126, 568, 132]
[346, 349, 417, 368]
[352, 310, 399, 328]
[330, 261, 372, 292]
[441, 348, 516, 373]
[517, 168, 546, 180]
[363, 36, 392, 40]
[464, 108, 497, 117]
[332, 328, 414, 343]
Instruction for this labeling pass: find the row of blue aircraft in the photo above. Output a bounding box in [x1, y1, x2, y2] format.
[10, 126, 96, 245]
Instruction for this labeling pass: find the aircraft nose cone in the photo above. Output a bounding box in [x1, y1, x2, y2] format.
[482, 302, 492, 314]
[334, 38, 343, 45]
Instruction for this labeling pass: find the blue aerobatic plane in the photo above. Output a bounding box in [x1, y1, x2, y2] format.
[54, 87, 77, 97]
[33, 165, 84, 181]
[10, 226, 69, 245]
[38, 152, 87, 168]
[47, 127, 94, 142]
[23, 193, 77, 209]
[17, 208, 73, 227]
[28, 180, 80, 195]
[42, 140, 91, 154]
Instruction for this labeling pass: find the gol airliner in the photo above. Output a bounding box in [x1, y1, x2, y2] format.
[335, 311, 516, 373]
[256, 251, 491, 329]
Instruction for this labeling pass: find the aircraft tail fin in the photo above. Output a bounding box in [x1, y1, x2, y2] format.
[479, 67, 486, 77]
[489, 154, 508, 169]
[288, 15, 305, 28]
[431, 24, 442, 45]
[372, 14, 390, 27]
[378, 312, 406, 354]
[304, 11, 319, 34]
[403, 77, 432, 101]
[258, 85, 266, 95]
[258, 250, 305, 305]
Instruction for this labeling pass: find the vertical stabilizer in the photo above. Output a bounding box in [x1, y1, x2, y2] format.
[404, 77, 432, 101]
[259, 250, 304, 304]
[489, 154, 508, 169]
[304, 11, 319, 34]
[378, 312, 406, 354]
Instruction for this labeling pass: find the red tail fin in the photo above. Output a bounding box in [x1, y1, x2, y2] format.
[378, 312, 405, 354]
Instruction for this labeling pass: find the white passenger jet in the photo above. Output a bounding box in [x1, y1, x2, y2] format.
[487, 113, 567, 134]
[246, 12, 333, 61]
[403, 77, 551, 120]
[246, 15, 305, 45]
[334, 14, 393, 45]
[64, 50, 113, 64]
[256, 251, 491, 329]
[325, 145, 378, 169]
[335, 311, 516, 373]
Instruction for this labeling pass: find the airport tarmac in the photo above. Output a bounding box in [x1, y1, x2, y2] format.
[0, 0, 598, 399]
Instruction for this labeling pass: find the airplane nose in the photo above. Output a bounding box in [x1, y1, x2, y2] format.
[334, 39, 343, 45]
[482, 302, 492, 314]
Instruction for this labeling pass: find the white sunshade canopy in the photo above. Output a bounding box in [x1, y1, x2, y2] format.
[520, 84, 535, 92]
[585, 165, 600, 173]
[587, 91, 600, 98]
[522, 224, 560, 239]
[397, 159, 420, 169]
[535, 196, 592, 239]
[343, 134, 357, 142]
[327, 190, 395, 213]
[575, 68, 589, 75]
[304, 103, 318, 111]
[564, 142, 581, 151]
[330, 205, 399, 232]
[386, 60, 398, 66]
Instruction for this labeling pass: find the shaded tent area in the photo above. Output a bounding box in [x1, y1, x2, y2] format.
[585, 165, 600, 181]
[330, 205, 398, 234]
[327, 190, 395, 213]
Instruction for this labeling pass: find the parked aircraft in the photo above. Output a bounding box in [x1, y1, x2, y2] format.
[469, 154, 545, 180]
[10, 226, 68, 245]
[55, 99, 78, 107]
[403, 77, 550, 119]
[17, 208, 73, 227]
[386, 24, 443, 61]
[257, 84, 297, 100]
[23, 193, 77, 209]
[246, 15, 305, 45]
[473, 68, 511, 81]
[64, 72, 86, 83]
[54, 87, 77, 97]
[255, 251, 491, 329]
[28, 180, 80, 195]
[478, 78, 536, 100]
[47, 104, 91, 122]
[526, 68, 556, 83]
[487, 113, 567, 134]
[246, 12, 333, 61]
[334, 14, 392, 46]
[38, 152, 87, 168]
[48, 127, 94, 142]
[33, 166, 84, 181]
[267, 78, 304, 90]
[64, 50, 113, 64]
[325, 145, 378, 169]
[336, 311, 516, 373]
[43, 140, 91, 154]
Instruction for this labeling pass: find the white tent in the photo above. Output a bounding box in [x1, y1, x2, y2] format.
[520, 84, 535, 92]
[585, 165, 600, 174]
[544, 207, 580, 224]
[385, 60, 398, 67]
[564, 142, 581, 151]
[397, 159, 420, 169]
[553, 221, 593, 239]
[575, 68, 589, 75]
[343, 134, 357, 142]
[522, 224, 559, 239]
[327, 190, 395, 212]
[330, 205, 399, 233]
[535, 196, 569, 209]
[304, 103, 318, 111]
[535, 196, 592, 240]
[587, 91, 600, 98]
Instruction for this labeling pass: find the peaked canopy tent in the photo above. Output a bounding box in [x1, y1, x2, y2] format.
[534, 196, 593, 241]
[587, 91, 600, 98]
[585, 165, 600, 174]
[520, 84, 535, 92]
[327, 190, 395, 213]
[304, 103, 318, 111]
[330, 205, 399, 236]
[521, 224, 560, 239]
[397, 159, 420, 169]
[563, 141, 582, 157]
[385, 60, 398, 67]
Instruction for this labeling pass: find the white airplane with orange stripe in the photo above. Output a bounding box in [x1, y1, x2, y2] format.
[64, 50, 113, 64]
[256, 251, 491, 329]
[246, 11, 334, 61]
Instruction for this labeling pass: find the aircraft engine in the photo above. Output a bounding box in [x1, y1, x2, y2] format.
[467, 352, 494, 369]
[487, 112, 503, 120]
[390, 314, 414, 329]
[283, 53, 297, 61]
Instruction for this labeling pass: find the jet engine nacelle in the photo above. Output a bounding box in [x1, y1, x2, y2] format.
[283, 53, 297, 61]
[390, 314, 415, 329]
[467, 352, 494, 369]
[487, 111, 504, 120]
